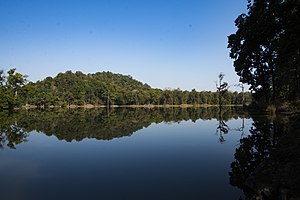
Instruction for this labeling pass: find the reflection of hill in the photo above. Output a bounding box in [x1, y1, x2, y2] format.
[0, 107, 248, 148]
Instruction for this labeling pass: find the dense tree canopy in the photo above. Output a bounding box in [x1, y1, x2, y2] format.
[0, 69, 251, 110]
[22, 70, 250, 107]
[228, 0, 300, 104]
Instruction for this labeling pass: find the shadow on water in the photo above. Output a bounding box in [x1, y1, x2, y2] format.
[229, 114, 300, 199]
[0, 106, 248, 149]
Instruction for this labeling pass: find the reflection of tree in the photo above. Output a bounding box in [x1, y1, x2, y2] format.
[0, 106, 248, 149]
[214, 102, 238, 143]
[0, 113, 29, 149]
[238, 116, 245, 138]
[216, 112, 229, 143]
[215, 107, 247, 144]
[229, 118, 274, 190]
[229, 115, 294, 199]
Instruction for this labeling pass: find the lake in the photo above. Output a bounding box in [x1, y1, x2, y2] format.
[0, 107, 254, 200]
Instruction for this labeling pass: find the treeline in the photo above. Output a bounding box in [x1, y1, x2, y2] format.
[0, 69, 250, 110]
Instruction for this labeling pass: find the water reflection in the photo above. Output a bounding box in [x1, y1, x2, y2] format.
[0, 112, 29, 149]
[216, 107, 229, 143]
[229, 114, 299, 199]
[215, 106, 247, 144]
[0, 106, 253, 200]
[0, 106, 247, 149]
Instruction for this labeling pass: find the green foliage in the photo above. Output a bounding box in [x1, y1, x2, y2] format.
[24, 71, 153, 106]
[21, 70, 250, 107]
[0, 70, 4, 86]
[1, 69, 251, 109]
[228, 0, 300, 104]
[0, 68, 27, 110]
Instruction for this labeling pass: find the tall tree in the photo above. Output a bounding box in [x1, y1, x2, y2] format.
[7, 68, 27, 97]
[0, 68, 27, 110]
[216, 73, 228, 107]
[276, 1, 300, 100]
[228, 0, 300, 104]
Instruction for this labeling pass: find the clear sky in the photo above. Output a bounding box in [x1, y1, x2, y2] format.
[0, 0, 247, 91]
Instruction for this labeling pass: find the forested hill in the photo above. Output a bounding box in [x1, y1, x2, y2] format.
[25, 70, 153, 106]
[1, 69, 251, 109]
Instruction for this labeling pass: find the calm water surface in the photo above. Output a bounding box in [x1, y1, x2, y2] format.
[0, 107, 252, 200]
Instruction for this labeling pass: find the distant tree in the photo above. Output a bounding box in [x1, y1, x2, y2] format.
[216, 73, 228, 107]
[0, 70, 4, 86]
[0, 68, 27, 110]
[132, 89, 139, 105]
[181, 90, 189, 105]
[235, 83, 245, 105]
[189, 89, 198, 105]
[7, 68, 27, 97]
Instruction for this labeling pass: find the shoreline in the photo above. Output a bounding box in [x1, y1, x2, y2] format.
[21, 104, 245, 109]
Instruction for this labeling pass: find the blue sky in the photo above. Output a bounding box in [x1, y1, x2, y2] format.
[0, 0, 247, 91]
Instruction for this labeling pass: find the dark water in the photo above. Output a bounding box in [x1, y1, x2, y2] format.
[0, 107, 252, 200]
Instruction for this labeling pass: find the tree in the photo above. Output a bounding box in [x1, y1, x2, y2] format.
[7, 68, 27, 97]
[228, 0, 300, 104]
[0, 68, 27, 110]
[216, 73, 228, 107]
[189, 89, 198, 105]
[276, 1, 300, 100]
[0, 70, 4, 86]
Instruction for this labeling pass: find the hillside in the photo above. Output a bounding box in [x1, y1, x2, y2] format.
[0, 69, 251, 109]
[24, 70, 153, 106]
[19, 70, 251, 107]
